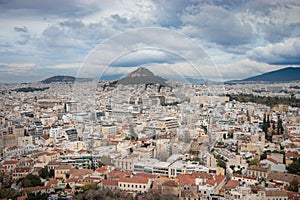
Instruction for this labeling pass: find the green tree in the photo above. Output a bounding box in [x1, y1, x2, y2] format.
[287, 158, 300, 175]
[66, 173, 70, 179]
[39, 166, 49, 179]
[21, 174, 43, 187]
[262, 113, 268, 134]
[27, 192, 48, 200]
[249, 157, 260, 166]
[49, 169, 55, 178]
[277, 115, 284, 134]
[288, 179, 299, 192]
[217, 159, 226, 169]
[82, 183, 98, 191]
[260, 151, 268, 160]
[0, 188, 20, 199]
[0, 171, 13, 189]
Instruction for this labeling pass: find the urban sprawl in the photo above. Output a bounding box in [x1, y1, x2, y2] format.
[0, 79, 300, 200]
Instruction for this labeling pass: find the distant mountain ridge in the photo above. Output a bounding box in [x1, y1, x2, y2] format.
[228, 67, 300, 83]
[117, 67, 167, 86]
[41, 75, 92, 84]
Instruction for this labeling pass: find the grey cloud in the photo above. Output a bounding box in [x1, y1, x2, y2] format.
[244, 0, 300, 43]
[16, 34, 31, 45]
[180, 5, 255, 47]
[14, 26, 28, 32]
[263, 23, 299, 43]
[60, 20, 84, 29]
[0, 0, 99, 18]
[110, 14, 128, 24]
[111, 50, 181, 67]
[248, 38, 300, 65]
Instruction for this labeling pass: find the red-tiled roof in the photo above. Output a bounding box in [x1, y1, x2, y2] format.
[7, 146, 19, 151]
[290, 138, 300, 143]
[192, 172, 213, 179]
[13, 167, 31, 173]
[17, 196, 26, 200]
[233, 174, 256, 180]
[22, 185, 50, 192]
[265, 190, 287, 197]
[285, 151, 299, 158]
[162, 180, 178, 187]
[221, 180, 239, 191]
[66, 178, 79, 183]
[119, 177, 149, 184]
[56, 165, 71, 170]
[48, 161, 61, 165]
[70, 169, 93, 178]
[138, 137, 148, 142]
[95, 166, 108, 174]
[77, 149, 87, 153]
[266, 157, 277, 164]
[135, 173, 157, 179]
[41, 135, 50, 140]
[34, 152, 47, 157]
[204, 175, 226, 187]
[102, 179, 118, 186]
[178, 174, 196, 186]
[46, 152, 58, 156]
[287, 191, 300, 200]
[3, 160, 19, 165]
[66, 149, 74, 154]
[52, 149, 63, 153]
[46, 179, 59, 187]
[108, 170, 131, 179]
[267, 172, 300, 183]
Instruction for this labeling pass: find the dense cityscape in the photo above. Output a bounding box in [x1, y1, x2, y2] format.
[0, 67, 300, 200]
[1, 1, 300, 200]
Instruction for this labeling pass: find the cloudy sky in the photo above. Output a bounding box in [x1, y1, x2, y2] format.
[0, 0, 300, 83]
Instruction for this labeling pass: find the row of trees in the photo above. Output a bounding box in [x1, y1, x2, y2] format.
[227, 94, 300, 108]
[262, 113, 284, 142]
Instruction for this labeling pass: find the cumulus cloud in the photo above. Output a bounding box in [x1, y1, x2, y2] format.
[1, 0, 300, 82]
[248, 38, 300, 65]
[217, 59, 285, 80]
[111, 49, 181, 67]
[179, 4, 255, 47]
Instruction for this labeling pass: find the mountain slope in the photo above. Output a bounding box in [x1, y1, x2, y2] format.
[41, 75, 93, 84]
[117, 67, 167, 86]
[41, 75, 76, 84]
[229, 67, 300, 83]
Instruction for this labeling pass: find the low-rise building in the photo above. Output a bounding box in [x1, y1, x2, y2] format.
[118, 177, 151, 194]
[55, 165, 71, 180]
[246, 164, 271, 179]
